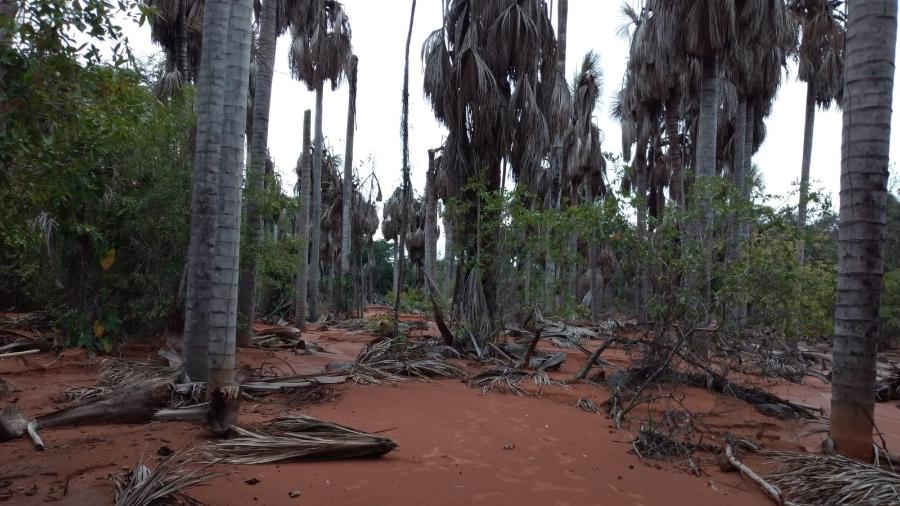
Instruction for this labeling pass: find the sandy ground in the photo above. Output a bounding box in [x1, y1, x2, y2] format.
[1, 310, 898, 506]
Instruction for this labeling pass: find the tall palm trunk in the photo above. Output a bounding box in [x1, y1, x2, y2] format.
[424, 150, 438, 281]
[665, 97, 684, 208]
[183, 0, 231, 382]
[796, 81, 816, 265]
[692, 56, 719, 304]
[727, 97, 747, 264]
[391, 237, 400, 296]
[443, 216, 454, 296]
[393, 0, 416, 334]
[586, 175, 600, 324]
[182, 0, 252, 431]
[339, 55, 358, 315]
[546, 0, 568, 312]
[237, 0, 277, 345]
[635, 138, 649, 322]
[831, 0, 896, 461]
[308, 83, 324, 321]
[294, 110, 312, 329]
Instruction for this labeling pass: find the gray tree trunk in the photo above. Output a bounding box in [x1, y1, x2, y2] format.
[796, 81, 817, 265]
[586, 175, 600, 324]
[393, 0, 416, 334]
[237, 0, 277, 345]
[183, 0, 231, 382]
[697, 56, 719, 182]
[308, 84, 324, 321]
[546, 0, 568, 313]
[424, 151, 438, 282]
[635, 138, 648, 323]
[339, 55, 358, 315]
[207, 0, 252, 433]
[665, 97, 684, 208]
[294, 110, 312, 329]
[726, 97, 747, 325]
[831, 0, 896, 461]
[443, 215, 454, 296]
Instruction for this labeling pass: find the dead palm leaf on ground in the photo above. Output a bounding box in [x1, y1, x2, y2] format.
[201, 415, 397, 464]
[351, 336, 468, 384]
[468, 366, 560, 397]
[766, 451, 900, 505]
[113, 449, 218, 506]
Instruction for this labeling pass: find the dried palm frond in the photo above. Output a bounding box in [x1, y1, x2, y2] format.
[351, 336, 468, 384]
[113, 450, 218, 506]
[876, 365, 900, 402]
[468, 366, 556, 397]
[575, 398, 599, 414]
[287, 385, 337, 407]
[202, 415, 397, 464]
[55, 385, 112, 404]
[766, 451, 900, 505]
[99, 358, 181, 388]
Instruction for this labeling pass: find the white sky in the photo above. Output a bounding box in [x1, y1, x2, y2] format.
[120, 1, 900, 227]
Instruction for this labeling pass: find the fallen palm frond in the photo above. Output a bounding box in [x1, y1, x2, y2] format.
[526, 310, 599, 348]
[766, 451, 900, 505]
[287, 384, 338, 407]
[351, 336, 468, 384]
[99, 358, 181, 388]
[468, 366, 559, 396]
[201, 415, 397, 464]
[678, 372, 819, 419]
[575, 398, 599, 414]
[55, 385, 113, 404]
[876, 365, 900, 402]
[113, 449, 218, 506]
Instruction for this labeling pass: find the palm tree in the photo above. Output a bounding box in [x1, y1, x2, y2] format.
[288, 0, 352, 322]
[294, 109, 312, 329]
[791, 0, 845, 264]
[338, 54, 358, 315]
[831, 0, 896, 461]
[144, 0, 204, 96]
[237, 0, 278, 346]
[423, 148, 440, 281]
[422, 0, 565, 344]
[182, 0, 253, 432]
[564, 51, 606, 324]
[393, 0, 416, 334]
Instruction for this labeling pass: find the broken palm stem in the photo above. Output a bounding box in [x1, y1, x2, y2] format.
[423, 269, 455, 346]
[519, 327, 542, 369]
[724, 445, 795, 506]
[574, 335, 617, 380]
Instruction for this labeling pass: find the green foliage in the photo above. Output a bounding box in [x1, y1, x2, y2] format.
[1, 38, 194, 348]
[387, 288, 430, 314]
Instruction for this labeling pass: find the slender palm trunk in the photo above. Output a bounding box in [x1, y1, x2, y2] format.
[424, 151, 438, 282]
[443, 215, 454, 296]
[393, 0, 416, 334]
[308, 84, 324, 321]
[392, 238, 400, 296]
[339, 55, 358, 315]
[586, 175, 600, 324]
[693, 56, 719, 305]
[545, 0, 568, 313]
[665, 97, 684, 208]
[743, 101, 754, 243]
[237, 0, 277, 345]
[294, 110, 312, 329]
[183, 0, 231, 382]
[177, 1, 189, 80]
[831, 0, 897, 461]
[727, 97, 747, 264]
[635, 138, 648, 322]
[797, 81, 817, 265]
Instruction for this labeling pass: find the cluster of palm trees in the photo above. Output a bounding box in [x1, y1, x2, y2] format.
[151, 0, 895, 460]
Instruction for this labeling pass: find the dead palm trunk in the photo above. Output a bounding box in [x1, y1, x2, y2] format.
[635, 138, 649, 322]
[393, 0, 416, 334]
[309, 83, 324, 321]
[339, 55, 358, 316]
[726, 97, 747, 323]
[238, 0, 277, 346]
[295, 110, 312, 329]
[586, 175, 600, 324]
[796, 81, 816, 265]
[443, 215, 454, 296]
[831, 0, 896, 461]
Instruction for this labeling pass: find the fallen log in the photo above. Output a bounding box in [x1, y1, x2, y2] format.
[36, 377, 172, 430]
[573, 336, 617, 381]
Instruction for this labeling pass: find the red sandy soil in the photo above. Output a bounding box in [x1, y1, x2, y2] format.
[2, 309, 899, 506]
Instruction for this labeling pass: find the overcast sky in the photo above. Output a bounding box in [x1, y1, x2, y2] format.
[121, 1, 900, 228]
